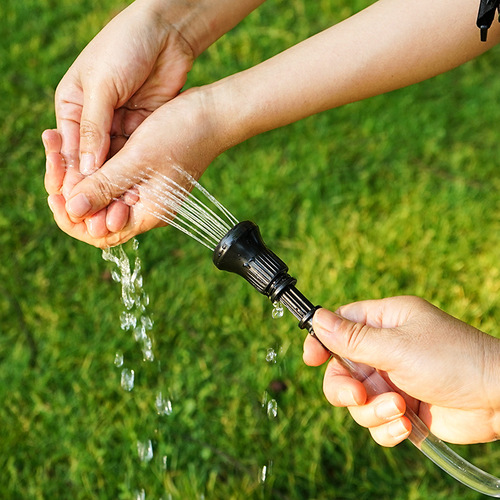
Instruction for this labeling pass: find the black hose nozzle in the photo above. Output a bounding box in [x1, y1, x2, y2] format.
[213, 221, 320, 332]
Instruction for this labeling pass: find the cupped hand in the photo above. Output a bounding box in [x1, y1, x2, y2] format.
[303, 296, 500, 447]
[50, 0, 195, 203]
[43, 88, 223, 248]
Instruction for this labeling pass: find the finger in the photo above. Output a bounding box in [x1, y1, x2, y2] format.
[347, 392, 406, 428]
[337, 296, 423, 329]
[42, 129, 62, 153]
[64, 130, 151, 220]
[64, 162, 139, 221]
[45, 153, 66, 195]
[42, 130, 65, 195]
[123, 187, 139, 206]
[48, 193, 90, 242]
[55, 84, 83, 193]
[303, 333, 330, 366]
[48, 194, 126, 248]
[367, 416, 412, 447]
[86, 209, 109, 239]
[106, 200, 129, 232]
[79, 86, 115, 175]
[312, 308, 403, 371]
[322, 357, 368, 407]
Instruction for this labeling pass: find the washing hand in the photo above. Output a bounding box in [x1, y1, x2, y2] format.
[303, 296, 500, 447]
[42, 0, 265, 247]
[43, 87, 227, 247]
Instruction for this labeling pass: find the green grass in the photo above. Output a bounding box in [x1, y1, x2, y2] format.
[1, 0, 500, 498]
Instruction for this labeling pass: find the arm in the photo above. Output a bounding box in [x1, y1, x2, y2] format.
[46, 0, 500, 247]
[208, 0, 500, 149]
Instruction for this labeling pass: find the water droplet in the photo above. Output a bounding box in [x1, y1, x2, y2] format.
[155, 391, 173, 416]
[141, 315, 154, 331]
[142, 346, 155, 362]
[114, 351, 124, 367]
[272, 301, 284, 319]
[162, 455, 168, 470]
[260, 465, 267, 483]
[134, 324, 147, 342]
[132, 238, 140, 251]
[134, 489, 145, 500]
[266, 348, 277, 363]
[121, 368, 135, 391]
[137, 439, 153, 462]
[260, 461, 273, 483]
[267, 399, 278, 418]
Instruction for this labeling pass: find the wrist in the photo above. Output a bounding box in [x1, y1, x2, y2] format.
[144, 0, 265, 58]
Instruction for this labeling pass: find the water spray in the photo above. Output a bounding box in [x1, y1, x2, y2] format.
[212, 220, 500, 497]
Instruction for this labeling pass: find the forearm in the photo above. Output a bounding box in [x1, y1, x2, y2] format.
[205, 0, 500, 150]
[143, 0, 267, 57]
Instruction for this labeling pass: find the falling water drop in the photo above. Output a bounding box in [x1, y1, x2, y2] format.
[260, 465, 267, 483]
[259, 460, 273, 483]
[265, 348, 277, 363]
[155, 391, 173, 416]
[271, 301, 284, 319]
[134, 489, 145, 500]
[114, 351, 124, 367]
[121, 368, 135, 391]
[137, 439, 154, 463]
[267, 399, 278, 418]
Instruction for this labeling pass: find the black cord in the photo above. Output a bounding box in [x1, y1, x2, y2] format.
[477, 0, 500, 41]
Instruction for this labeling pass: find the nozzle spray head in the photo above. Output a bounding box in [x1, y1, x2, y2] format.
[213, 220, 320, 332]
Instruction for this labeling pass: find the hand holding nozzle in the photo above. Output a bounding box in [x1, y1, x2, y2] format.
[214, 221, 500, 497]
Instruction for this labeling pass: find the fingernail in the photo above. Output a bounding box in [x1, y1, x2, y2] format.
[67, 193, 91, 218]
[338, 389, 358, 406]
[375, 400, 402, 421]
[87, 217, 97, 237]
[80, 153, 96, 176]
[388, 419, 410, 439]
[315, 309, 342, 332]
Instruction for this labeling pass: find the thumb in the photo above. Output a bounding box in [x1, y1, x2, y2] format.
[312, 308, 399, 371]
[78, 86, 115, 175]
[65, 153, 136, 220]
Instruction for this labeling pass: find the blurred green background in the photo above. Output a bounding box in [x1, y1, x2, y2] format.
[1, 0, 499, 498]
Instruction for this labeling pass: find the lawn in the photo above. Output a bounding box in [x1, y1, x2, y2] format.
[1, 0, 499, 498]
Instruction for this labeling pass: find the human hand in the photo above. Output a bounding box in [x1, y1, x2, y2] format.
[303, 296, 500, 446]
[43, 88, 225, 248]
[49, 0, 195, 202]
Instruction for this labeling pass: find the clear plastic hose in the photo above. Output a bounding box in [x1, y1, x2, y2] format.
[339, 355, 500, 497]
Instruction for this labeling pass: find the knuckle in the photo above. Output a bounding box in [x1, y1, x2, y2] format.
[343, 320, 369, 353]
[90, 171, 116, 205]
[80, 120, 101, 144]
